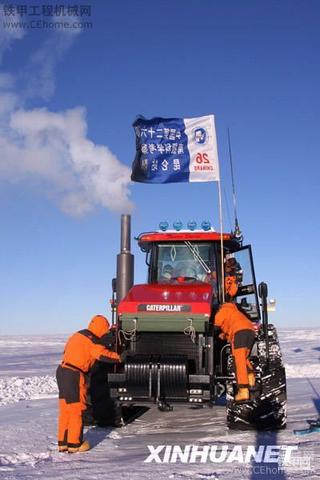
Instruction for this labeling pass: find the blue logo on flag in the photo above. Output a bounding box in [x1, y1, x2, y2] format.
[194, 127, 207, 144]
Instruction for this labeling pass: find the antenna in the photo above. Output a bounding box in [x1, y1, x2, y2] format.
[227, 128, 243, 243]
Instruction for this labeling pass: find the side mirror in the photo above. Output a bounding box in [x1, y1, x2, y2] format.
[258, 282, 268, 299]
[112, 278, 117, 293]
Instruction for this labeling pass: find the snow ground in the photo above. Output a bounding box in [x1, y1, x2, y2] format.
[0, 330, 319, 479]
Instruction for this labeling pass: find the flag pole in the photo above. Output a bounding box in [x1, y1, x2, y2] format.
[217, 179, 225, 303]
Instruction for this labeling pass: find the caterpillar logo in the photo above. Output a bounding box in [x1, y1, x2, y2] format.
[138, 304, 191, 312]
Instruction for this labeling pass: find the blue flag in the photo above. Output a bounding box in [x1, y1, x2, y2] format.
[131, 115, 220, 184]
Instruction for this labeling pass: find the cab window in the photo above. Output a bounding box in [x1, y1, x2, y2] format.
[156, 243, 216, 287]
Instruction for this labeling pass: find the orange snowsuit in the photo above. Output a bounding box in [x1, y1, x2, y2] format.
[56, 315, 120, 449]
[215, 303, 255, 387]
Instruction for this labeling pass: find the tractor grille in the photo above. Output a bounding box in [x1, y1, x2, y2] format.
[130, 332, 201, 373]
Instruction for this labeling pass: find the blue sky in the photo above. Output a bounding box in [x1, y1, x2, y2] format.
[0, 0, 319, 334]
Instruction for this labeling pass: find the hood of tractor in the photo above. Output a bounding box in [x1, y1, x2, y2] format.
[118, 283, 213, 316]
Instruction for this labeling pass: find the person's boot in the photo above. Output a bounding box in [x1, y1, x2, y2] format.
[58, 445, 68, 453]
[68, 440, 91, 453]
[234, 387, 249, 402]
[248, 372, 256, 388]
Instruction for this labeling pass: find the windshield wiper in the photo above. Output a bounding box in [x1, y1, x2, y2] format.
[184, 241, 211, 274]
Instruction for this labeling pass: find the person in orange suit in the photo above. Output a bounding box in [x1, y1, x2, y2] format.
[56, 315, 121, 453]
[224, 256, 242, 299]
[215, 303, 255, 401]
[216, 257, 255, 402]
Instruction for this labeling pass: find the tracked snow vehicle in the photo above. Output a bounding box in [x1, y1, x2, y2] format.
[91, 215, 286, 430]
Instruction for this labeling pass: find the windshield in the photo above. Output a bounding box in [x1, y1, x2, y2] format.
[156, 242, 216, 286]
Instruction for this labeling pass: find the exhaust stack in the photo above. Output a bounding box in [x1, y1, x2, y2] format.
[116, 214, 134, 303]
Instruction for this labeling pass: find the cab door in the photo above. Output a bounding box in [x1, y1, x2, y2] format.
[227, 245, 260, 321]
